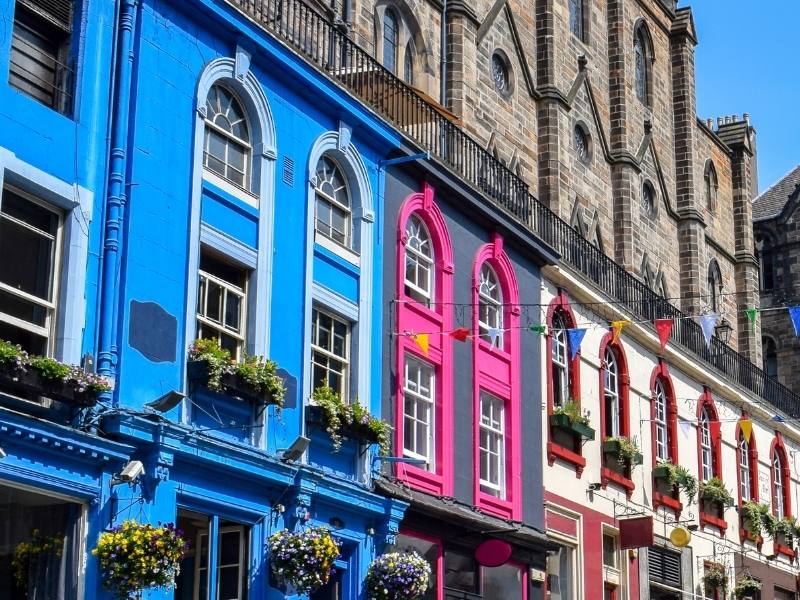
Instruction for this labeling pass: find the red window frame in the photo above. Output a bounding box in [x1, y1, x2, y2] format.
[546, 290, 585, 474]
[598, 331, 633, 494]
[394, 184, 454, 496]
[650, 361, 681, 514]
[735, 414, 759, 507]
[770, 433, 794, 559]
[696, 389, 726, 532]
[471, 233, 521, 520]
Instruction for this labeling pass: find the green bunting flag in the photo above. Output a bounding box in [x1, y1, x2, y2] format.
[529, 324, 547, 335]
[745, 308, 759, 329]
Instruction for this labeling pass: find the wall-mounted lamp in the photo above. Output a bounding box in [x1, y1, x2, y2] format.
[145, 390, 186, 412]
[714, 320, 733, 346]
[273, 503, 286, 514]
[279, 436, 310, 462]
[366, 526, 375, 536]
[329, 517, 345, 529]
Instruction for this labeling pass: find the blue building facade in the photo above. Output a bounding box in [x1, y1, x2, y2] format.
[0, 0, 408, 598]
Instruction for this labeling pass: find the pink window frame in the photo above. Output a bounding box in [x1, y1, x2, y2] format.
[472, 233, 521, 520]
[395, 183, 454, 496]
[545, 290, 585, 474]
[598, 331, 633, 494]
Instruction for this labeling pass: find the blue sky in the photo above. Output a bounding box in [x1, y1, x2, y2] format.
[686, 0, 798, 193]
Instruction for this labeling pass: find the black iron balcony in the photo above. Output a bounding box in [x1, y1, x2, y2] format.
[223, 0, 800, 417]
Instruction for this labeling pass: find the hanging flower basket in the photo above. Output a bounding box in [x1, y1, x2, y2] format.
[92, 520, 189, 599]
[268, 526, 340, 594]
[365, 551, 432, 600]
[733, 576, 762, 599]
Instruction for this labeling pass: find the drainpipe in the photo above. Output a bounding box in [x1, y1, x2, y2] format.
[440, 0, 447, 106]
[96, 0, 139, 401]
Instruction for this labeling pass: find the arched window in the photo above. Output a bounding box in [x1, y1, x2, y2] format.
[763, 336, 778, 378]
[599, 332, 633, 491]
[404, 214, 434, 305]
[383, 10, 399, 74]
[404, 41, 414, 85]
[771, 436, 791, 521]
[204, 84, 251, 188]
[314, 154, 352, 247]
[569, 0, 584, 40]
[736, 418, 758, 505]
[707, 259, 722, 313]
[705, 161, 718, 212]
[395, 185, 454, 497]
[699, 407, 713, 481]
[653, 380, 669, 462]
[551, 312, 569, 408]
[478, 263, 503, 347]
[603, 347, 620, 437]
[634, 23, 651, 106]
[755, 233, 775, 292]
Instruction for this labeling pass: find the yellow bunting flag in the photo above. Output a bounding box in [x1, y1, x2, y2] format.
[740, 418, 753, 443]
[611, 320, 631, 344]
[413, 333, 430, 357]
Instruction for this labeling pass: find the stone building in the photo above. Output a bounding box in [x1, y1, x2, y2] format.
[344, 0, 761, 357]
[753, 165, 800, 394]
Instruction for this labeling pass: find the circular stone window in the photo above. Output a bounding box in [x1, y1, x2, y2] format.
[573, 123, 591, 164]
[491, 52, 511, 95]
[642, 180, 657, 217]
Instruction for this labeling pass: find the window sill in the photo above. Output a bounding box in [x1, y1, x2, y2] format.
[699, 511, 728, 534]
[476, 490, 515, 520]
[775, 542, 795, 561]
[203, 170, 259, 208]
[315, 231, 360, 266]
[547, 441, 586, 476]
[601, 466, 635, 496]
[477, 338, 511, 361]
[400, 297, 444, 326]
[653, 491, 682, 516]
[397, 463, 446, 497]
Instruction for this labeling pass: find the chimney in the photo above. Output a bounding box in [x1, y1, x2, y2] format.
[744, 113, 751, 125]
[717, 117, 724, 128]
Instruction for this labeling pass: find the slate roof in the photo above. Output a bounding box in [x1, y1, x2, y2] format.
[753, 164, 800, 222]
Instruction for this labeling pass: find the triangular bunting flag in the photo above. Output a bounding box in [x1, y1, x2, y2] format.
[699, 314, 717, 348]
[745, 308, 759, 329]
[530, 324, 547, 336]
[772, 415, 786, 423]
[611, 320, 631, 344]
[655, 319, 673, 353]
[413, 333, 429, 356]
[740, 418, 753, 443]
[678, 418, 692, 438]
[488, 327, 503, 347]
[450, 327, 470, 342]
[566, 328, 586, 361]
[789, 306, 800, 337]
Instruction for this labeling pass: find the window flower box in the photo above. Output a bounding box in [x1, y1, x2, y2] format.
[549, 413, 595, 441]
[602, 438, 643, 467]
[0, 366, 97, 407]
[187, 360, 279, 406]
[305, 404, 385, 451]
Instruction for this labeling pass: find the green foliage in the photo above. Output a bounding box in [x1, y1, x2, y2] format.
[740, 501, 776, 538]
[701, 563, 726, 592]
[605, 436, 640, 467]
[312, 386, 391, 455]
[773, 517, 796, 547]
[698, 477, 734, 508]
[733, 576, 762, 599]
[0, 339, 27, 367]
[653, 461, 698, 503]
[29, 356, 70, 381]
[189, 338, 286, 405]
[552, 400, 589, 426]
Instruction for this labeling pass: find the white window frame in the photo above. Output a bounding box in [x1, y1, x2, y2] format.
[552, 314, 569, 408]
[194, 525, 248, 600]
[404, 214, 434, 305]
[479, 391, 506, 498]
[604, 348, 620, 437]
[602, 529, 625, 594]
[654, 381, 668, 462]
[203, 85, 252, 192]
[739, 434, 752, 502]
[196, 259, 248, 360]
[403, 354, 435, 469]
[0, 185, 63, 356]
[774, 452, 785, 519]
[478, 264, 503, 347]
[546, 535, 579, 600]
[699, 407, 713, 482]
[314, 155, 352, 249]
[310, 307, 351, 401]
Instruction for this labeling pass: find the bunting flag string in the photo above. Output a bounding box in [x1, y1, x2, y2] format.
[450, 327, 470, 342]
[678, 418, 692, 438]
[412, 333, 429, 356]
[488, 327, 503, 347]
[566, 328, 586, 361]
[745, 308, 759, 329]
[611, 320, 631, 344]
[699, 314, 717, 348]
[655, 319, 673, 353]
[790, 307, 800, 337]
[740, 418, 753, 443]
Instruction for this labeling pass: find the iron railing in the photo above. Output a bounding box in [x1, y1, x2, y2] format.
[225, 0, 800, 417]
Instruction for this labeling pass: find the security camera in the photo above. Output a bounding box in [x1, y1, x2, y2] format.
[110, 460, 145, 488]
[280, 436, 310, 462]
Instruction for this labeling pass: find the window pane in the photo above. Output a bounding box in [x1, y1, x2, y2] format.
[602, 534, 617, 568]
[483, 564, 522, 600]
[444, 551, 477, 592]
[546, 546, 574, 600]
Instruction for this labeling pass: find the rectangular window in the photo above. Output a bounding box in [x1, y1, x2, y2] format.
[483, 564, 523, 600]
[9, 0, 74, 115]
[775, 588, 795, 600]
[603, 534, 618, 569]
[546, 544, 575, 600]
[197, 249, 248, 359]
[444, 550, 479, 597]
[175, 509, 250, 600]
[0, 186, 62, 356]
[479, 392, 505, 498]
[403, 355, 435, 469]
[551, 327, 569, 408]
[0, 483, 84, 599]
[311, 308, 350, 400]
[648, 546, 682, 590]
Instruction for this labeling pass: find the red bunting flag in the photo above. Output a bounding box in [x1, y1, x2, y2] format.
[450, 327, 470, 342]
[655, 319, 673, 353]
